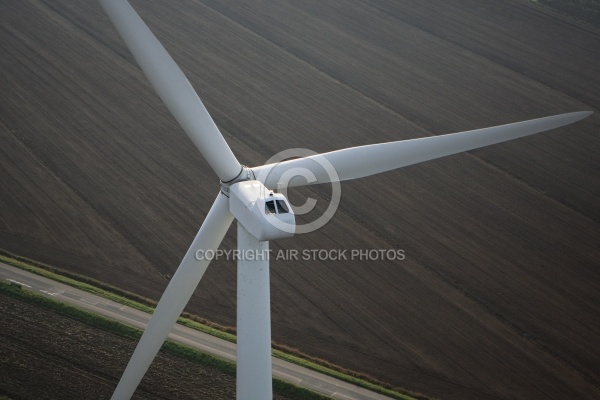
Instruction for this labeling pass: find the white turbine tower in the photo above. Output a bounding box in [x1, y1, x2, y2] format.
[98, 1, 591, 399]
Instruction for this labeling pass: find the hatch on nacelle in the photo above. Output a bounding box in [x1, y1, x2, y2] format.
[229, 180, 295, 241]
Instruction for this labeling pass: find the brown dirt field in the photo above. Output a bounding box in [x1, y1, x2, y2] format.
[0, 291, 300, 399]
[1, 0, 599, 399]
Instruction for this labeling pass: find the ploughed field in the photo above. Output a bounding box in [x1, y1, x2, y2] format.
[1, 0, 599, 399]
[0, 290, 298, 399]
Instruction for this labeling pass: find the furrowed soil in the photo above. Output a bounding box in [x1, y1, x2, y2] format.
[1, 1, 599, 399]
[0, 290, 298, 399]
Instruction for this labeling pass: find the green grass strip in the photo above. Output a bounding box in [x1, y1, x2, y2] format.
[0, 253, 235, 341]
[272, 349, 416, 400]
[0, 280, 142, 340]
[0, 254, 154, 313]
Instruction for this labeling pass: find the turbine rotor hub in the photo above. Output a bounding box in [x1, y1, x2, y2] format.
[220, 166, 254, 196]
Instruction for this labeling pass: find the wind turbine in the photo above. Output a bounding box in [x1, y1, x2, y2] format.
[98, 0, 591, 399]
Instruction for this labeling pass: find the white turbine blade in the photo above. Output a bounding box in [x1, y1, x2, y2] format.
[253, 111, 592, 189]
[111, 193, 233, 400]
[99, 0, 242, 182]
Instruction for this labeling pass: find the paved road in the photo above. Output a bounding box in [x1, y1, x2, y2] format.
[0, 262, 395, 400]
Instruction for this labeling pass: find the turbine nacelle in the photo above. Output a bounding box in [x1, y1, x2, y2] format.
[229, 180, 295, 242]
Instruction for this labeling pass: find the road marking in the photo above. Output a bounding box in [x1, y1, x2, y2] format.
[6, 279, 32, 288]
[79, 296, 98, 306]
[332, 393, 356, 400]
[273, 370, 303, 385]
[39, 290, 59, 296]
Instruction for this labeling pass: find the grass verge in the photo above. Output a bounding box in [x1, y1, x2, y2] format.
[0, 251, 425, 400]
